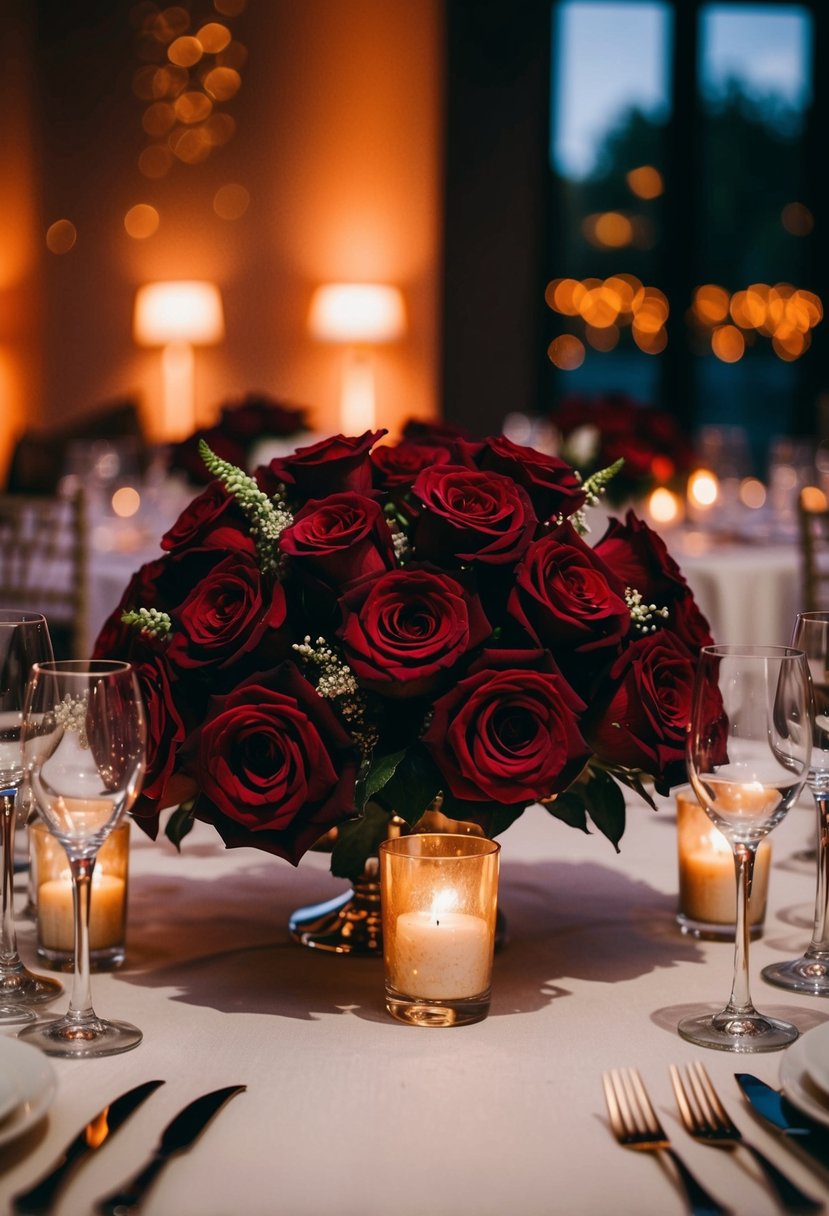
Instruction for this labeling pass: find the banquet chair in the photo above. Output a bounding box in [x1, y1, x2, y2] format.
[0, 490, 88, 659]
[798, 489, 829, 613]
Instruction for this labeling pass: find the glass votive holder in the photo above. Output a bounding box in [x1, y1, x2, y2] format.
[676, 789, 771, 940]
[29, 819, 130, 970]
[380, 833, 500, 1027]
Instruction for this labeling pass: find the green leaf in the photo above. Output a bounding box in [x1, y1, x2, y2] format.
[361, 748, 407, 807]
[165, 802, 195, 851]
[583, 768, 627, 851]
[439, 787, 527, 838]
[330, 802, 392, 881]
[374, 744, 442, 827]
[544, 790, 590, 834]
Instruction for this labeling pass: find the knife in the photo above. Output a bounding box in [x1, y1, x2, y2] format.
[11, 1080, 165, 1215]
[736, 1073, 829, 1169]
[94, 1084, 246, 1216]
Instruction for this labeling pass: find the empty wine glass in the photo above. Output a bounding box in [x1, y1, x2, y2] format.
[763, 612, 829, 995]
[18, 660, 146, 1057]
[0, 611, 63, 1024]
[679, 644, 811, 1052]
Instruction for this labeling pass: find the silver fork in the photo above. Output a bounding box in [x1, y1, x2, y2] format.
[602, 1068, 731, 1216]
[670, 1062, 823, 1214]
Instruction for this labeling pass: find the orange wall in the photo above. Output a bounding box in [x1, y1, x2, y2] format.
[2, 0, 442, 470]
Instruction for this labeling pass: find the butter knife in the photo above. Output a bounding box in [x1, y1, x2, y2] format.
[11, 1080, 165, 1215]
[95, 1084, 246, 1216]
[736, 1073, 829, 1169]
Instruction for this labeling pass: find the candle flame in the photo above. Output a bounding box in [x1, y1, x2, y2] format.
[431, 888, 459, 918]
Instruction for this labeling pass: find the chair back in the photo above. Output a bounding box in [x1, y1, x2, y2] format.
[0, 491, 87, 659]
[798, 489, 829, 613]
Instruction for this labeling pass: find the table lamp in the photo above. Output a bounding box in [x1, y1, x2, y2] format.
[133, 280, 225, 440]
[308, 283, 406, 433]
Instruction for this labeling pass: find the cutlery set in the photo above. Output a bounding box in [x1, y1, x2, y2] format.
[602, 1064, 826, 1215]
[9, 1081, 245, 1215]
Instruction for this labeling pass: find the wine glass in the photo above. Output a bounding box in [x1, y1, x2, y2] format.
[18, 660, 146, 1057]
[763, 612, 829, 995]
[679, 644, 811, 1052]
[0, 611, 63, 1024]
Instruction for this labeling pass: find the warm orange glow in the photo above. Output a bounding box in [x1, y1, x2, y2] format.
[584, 211, 634, 248]
[213, 183, 250, 220]
[547, 277, 587, 316]
[170, 126, 212, 164]
[197, 22, 232, 53]
[214, 0, 247, 14]
[773, 329, 810, 361]
[693, 284, 729, 324]
[648, 487, 681, 525]
[578, 286, 618, 328]
[151, 7, 189, 43]
[801, 485, 828, 513]
[85, 1109, 110, 1150]
[123, 204, 160, 240]
[203, 66, 241, 101]
[308, 283, 406, 343]
[548, 334, 585, 370]
[651, 454, 674, 482]
[133, 281, 225, 346]
[739, 478, 766, 509]
[711, 324, 745, 362]
[632, 324, 667, 354]
[142, 101, 176, 137]
[626, 165, 663, 199]
[204, 113, 236, 146]
[688, 470, 719, 508]
[585, 323, 619, 351]
[45, 219, 77, 255]
[174, 91, 213, 123]
[168, 35, 203, 67]
[781, 201, 814, 236]
[111, 487, 141, 518]
[138, 145, 173, 179]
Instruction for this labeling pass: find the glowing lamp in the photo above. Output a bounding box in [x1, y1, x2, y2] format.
[647, 486, 682, 528]
[133, 281, 225, 440]
[688, 468, 719, 510]
[308, 283, 406, 433]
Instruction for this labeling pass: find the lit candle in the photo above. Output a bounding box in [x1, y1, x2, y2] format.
[37, 872, 127, 953]
[676, 791, 771, 932]
[392, 902, 491, 999]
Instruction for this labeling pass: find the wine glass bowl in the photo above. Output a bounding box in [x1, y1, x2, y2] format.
[18, 659, 146, 1057]
[679, 644, 812, 1052]
[0, 611, 62, 1023]
[763, 611, 829, 995]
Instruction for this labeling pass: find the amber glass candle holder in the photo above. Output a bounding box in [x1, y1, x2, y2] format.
[380, 833, 500, 1027]
[676, 789, 771, 940]
[30, 819, 130, 970]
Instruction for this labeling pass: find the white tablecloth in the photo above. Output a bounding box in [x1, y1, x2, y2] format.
[1, 793, 828, 1215]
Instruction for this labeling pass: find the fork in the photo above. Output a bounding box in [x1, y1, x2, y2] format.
[670, 1062, 823, 1214]
[602, 1068, 731, 1216]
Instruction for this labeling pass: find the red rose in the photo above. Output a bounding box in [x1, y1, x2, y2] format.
[508, 522, 630, 656]
[411, 465, 537, 565]
[279, 492, 395, 588]
[586, 630, 699, 791]
[402, 418, 471, 443]
[371, 440, 456, 490]
[593, 511, 713, 650]
[459, 435, 587, 521]
[338, 567, 491, 696]
[218, 394, 307, 440]
[133, 654, 188, 808]
[93, 556, 170, 659]
[423, 649, 589, 804]
[161, 480, 257, 556]
[268, 430, 385, 498]
[166, 551, 287, 672]
[193, 663, 360, 864]
[168, 427, 246, 485]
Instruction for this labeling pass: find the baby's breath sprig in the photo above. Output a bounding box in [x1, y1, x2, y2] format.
[121, 607, 172, 640]
[199, 439, 293, 576]
[626, 586, 669, 634]
[570, 458, 624, 536]
[54, 691, 89, 748]
[292, 635, 379, 756]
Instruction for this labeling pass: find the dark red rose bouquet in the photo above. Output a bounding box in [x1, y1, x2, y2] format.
[94, 425, 713, 879]
[167, 392, 309, 485]
[550, 392, 695, 506]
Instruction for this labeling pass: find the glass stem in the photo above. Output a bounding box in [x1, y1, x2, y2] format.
[1, 793, 20, 967]
[727, 841, 757, 1015]
[68, 855, 96, 1019]
[808, 793, 829, 955]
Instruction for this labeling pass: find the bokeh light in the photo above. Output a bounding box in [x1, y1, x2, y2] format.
[711, 324, 745, 362]
[124, 203, 160, 239]
[781, 202, 814, 236]
[112, 487, 141, 518]
[739, 478, 767, 509]
[45, 219, 77, 255]
[213, 182, 250, 220]
[626, 165, 663, 199]
[548, 334, 586, 370]
[688, 470, 719, 508]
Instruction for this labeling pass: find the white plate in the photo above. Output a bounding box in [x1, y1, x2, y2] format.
[0, 1036, 57, 1147]
[0, 1067, 20, 1122]
[797, 1019, 829, 1096]
[780, 1028, 829, 1129]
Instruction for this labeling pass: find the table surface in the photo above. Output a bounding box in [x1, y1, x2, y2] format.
[1, 793, 828, 1216]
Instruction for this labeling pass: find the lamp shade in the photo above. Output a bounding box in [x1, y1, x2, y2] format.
[133, 281, 225, 346]
[308, 283, 406, 344]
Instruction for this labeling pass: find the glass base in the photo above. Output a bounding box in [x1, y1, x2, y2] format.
[762, 955, 829, 996]
[37, 942, 126, 972]
[678, 1007, 799, 1052]
[385, 984, 491, 1027]
[676, 912, 764, 941]
[18, 1013, 142, 1058]
[0, 966, 63, 1004]
[0, 1003, 37, 1025]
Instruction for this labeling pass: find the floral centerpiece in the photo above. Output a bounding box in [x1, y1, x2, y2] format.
[93, 425, 713, 881]
[167, 392, 309, 486]
[551, 392, 695, 507]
